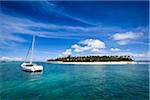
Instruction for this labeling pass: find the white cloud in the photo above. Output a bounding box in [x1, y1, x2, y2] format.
[1, 14, 147, 48]
[72, 44, 90, 52]
[80, 39, 105, 48]
[59, 39, 105, 57]
[110, 48, 121, 52]
[61, 49, 72, 56]
[113, 32, 142, 40]
[0, 14, 131, 45]
[72, 39, 106, 53]
[0, 56, 23, 61]
[112, 32, 143, 45]
[116, 40, 130, 45]
[0, 33, 28, 48]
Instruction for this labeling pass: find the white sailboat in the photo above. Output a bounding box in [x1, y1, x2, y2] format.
[21, 34, 43, 72]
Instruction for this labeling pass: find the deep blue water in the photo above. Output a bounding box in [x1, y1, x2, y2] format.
[0, 62, 149, 100]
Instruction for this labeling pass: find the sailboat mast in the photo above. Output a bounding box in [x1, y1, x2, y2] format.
[30, 34, 35, 64]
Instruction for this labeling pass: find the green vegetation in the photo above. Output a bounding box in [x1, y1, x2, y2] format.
[47, 55, 133, 62]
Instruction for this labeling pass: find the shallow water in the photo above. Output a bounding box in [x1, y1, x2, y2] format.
[0, 62, 149, 100]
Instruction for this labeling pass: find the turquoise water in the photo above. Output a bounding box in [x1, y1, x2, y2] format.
[0, 62, 149, 100]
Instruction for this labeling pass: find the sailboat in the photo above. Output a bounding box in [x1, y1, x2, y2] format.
[21, 34, 43, 72]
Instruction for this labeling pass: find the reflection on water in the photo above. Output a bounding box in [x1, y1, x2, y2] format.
[22, 71, 43, 80]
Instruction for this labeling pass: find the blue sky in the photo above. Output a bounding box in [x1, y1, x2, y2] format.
[0, 1, 149, 61]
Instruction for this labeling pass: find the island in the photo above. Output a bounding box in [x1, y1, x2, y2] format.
[47, 55, 136, 64]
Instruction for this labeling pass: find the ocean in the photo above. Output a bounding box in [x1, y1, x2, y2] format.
[0, 62, 149, 100]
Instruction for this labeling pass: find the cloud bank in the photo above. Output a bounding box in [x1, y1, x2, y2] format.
[60, 38, 149, 60]
[110, 48, 121, 52]
[0, 56, 23, 61]
[72, 39, 105, 53]
[61, 49, 72, 56]
[112, 32, 143, 45]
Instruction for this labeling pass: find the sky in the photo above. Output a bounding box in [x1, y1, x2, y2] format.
[0, 1, 149, 61]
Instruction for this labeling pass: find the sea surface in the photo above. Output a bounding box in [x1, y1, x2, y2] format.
[0, 62, 149, 100]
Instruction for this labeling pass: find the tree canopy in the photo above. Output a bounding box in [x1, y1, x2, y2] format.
[47, 55, 133, 62]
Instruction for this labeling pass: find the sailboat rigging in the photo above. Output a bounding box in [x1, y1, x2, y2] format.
[21, 34, 43, 72]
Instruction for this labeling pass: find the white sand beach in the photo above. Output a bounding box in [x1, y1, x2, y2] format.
[48, 61, 140, 65]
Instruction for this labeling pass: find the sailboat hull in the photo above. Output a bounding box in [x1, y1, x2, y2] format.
[21, 63, 43, 72]
[21, 35, 43, 72]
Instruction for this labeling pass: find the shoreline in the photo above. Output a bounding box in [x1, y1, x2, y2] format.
[47, 61, 142, 65]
